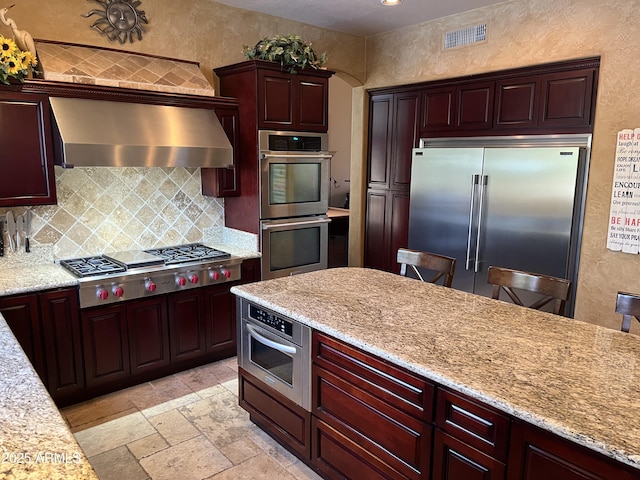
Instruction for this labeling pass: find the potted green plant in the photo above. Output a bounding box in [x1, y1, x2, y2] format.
[242, 34, 327, 74]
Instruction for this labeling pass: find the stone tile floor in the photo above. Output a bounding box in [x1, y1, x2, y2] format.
[60, 357, 321, 480]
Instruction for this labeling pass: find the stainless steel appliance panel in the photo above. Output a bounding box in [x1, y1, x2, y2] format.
[261, 216, 330, 280]
[409, 137, 588, 315]
[238, 298, 311, 410]
[475, 147, 580, 297]
[408, 148, 483, 293]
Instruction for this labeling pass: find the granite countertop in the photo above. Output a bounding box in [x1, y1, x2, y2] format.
[0, 314, 98, 479]
[231, 267, 640, 470]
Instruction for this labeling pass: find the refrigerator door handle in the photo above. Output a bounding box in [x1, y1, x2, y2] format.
[474, 174, 488, 272]
[466, 174, 480, 271]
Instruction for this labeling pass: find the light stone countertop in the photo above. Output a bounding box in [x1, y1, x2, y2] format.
[231, 267, 640, 471]
[0, 313, 98, 479]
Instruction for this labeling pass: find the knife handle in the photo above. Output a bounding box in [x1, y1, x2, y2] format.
[25, 237, 29, 253]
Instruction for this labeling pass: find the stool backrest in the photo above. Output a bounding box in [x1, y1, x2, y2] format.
[616, 292, 640, 333]
[397, 248, 456, 287]
[487, 266, 571, 316]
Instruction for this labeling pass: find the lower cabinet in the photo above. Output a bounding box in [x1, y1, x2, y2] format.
[0, 288, 84, 406]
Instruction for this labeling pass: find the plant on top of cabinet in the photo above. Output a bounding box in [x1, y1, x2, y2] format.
[242, 34, 327, 74]
[0, 34, 38, 85]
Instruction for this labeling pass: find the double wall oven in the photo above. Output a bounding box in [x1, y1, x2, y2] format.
[259, 130, 333, 280]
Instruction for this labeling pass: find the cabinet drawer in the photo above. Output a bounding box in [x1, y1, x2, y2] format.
[313, 331, 434, 422]
[432, 429, 506, 480]
[314, 365, 431, 479]
[239, 367, 310, 460]
[436, 388, 510, 462]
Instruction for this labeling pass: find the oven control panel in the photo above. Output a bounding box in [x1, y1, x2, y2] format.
[249, 305, 293, 337]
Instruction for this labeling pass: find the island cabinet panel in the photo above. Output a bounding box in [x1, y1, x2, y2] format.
[39, 288, 84, 404]
[239, 366, 311, 461]
[507, 421, 638, 480]
[0, 92, 57, 206]
[312, 332, 434, 479]
[432, 430, 506, 480]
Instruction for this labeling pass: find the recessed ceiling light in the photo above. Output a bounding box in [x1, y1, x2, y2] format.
[380, 0, 403, 5]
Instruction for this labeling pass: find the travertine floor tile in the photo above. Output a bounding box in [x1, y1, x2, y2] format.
[149, 409, 200, 446]
[206, 453, 299, 480]
[74, 412, 156, 457]
[217, 437, 261, 465]
[139, 435, 232, 480]
[61, 391, 137, 430]
[142, 392, 201, 418]
[127, 433, 169, 460]
[88, 445, 149, 480]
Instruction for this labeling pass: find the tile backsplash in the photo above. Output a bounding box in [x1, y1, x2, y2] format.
[0, 166, 251, 263]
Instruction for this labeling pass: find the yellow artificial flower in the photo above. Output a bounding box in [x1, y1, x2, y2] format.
[0, 35, 17, 59]
[5, 57, 20, 75]
[21, 51, 37, 68]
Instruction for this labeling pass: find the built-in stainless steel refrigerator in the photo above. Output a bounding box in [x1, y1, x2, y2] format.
[408, 136, 590, 316]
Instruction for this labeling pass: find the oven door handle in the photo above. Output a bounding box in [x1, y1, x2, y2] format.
[261, 153, 334, 159]
[262, 217, 332, 230]
[246, 323, 297, 355]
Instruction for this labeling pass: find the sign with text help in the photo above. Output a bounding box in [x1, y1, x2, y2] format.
[608, 128, 640, 253]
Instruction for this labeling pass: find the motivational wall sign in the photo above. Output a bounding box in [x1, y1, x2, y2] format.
[607, 128, 640, 253]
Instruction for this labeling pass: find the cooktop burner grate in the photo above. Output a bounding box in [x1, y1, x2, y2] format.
[60, 256, 127, 278]
[144, 243, 231, 265]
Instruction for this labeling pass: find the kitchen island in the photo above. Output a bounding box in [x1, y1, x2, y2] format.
[231, 267, 640, 478]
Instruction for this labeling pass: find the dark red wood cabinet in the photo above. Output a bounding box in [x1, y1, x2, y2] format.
[0, 288, 84, 406]
[507, 421, 638, 480]
[0, 91, 57, 206]
[201, 106, 241, 198]
[366, 57, 599, 276]
[312, 331, 434, 480]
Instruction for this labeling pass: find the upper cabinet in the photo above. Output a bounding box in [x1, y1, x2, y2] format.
[215, 60, 334, 133]
[0, 91, 57, 206]
[416, 57, 599, 138]
[258, 68, 329, 132]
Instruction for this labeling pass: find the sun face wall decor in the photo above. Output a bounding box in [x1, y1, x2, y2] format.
[83, 0, 148, 44]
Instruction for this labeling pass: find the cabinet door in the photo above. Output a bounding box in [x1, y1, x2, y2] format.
[297, 74, 329, 131]
[494, 76, 540, 130]
[82, 304, 130, 387]
[367, 94, 393, 188]
[258, 70, 294, 129]
[241, 257, 261, 283]
[538, 68, 596, 129]
[168, 289, 206, 362]
[432, 430, 505, 480]
[421, 86, 456, 134]
[39, 288, 84, 403]
[0, 92, 57, 206]
[0, 293, 46, 382]
[507, 421, 637, 480]
[201, 106, 240, 197]
[457, 81, 494, 131]
[391, 92, 420, 189]
[364, 190, 410, 273]
[204, 283, 236, 355]
[127, 297, 170, 375]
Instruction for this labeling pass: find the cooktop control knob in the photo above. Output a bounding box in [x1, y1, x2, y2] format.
[97, 289, 109, 300]
[222, 269, 232, 279]
[176, 275, 187, 287]
[113, 286, 124, 298]
[189, 274, 199, 284]
[146, 280, 157, 292]
[210, 269, 221, 281]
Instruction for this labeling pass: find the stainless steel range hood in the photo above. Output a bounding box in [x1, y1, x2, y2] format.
[49, 97, 233, 168]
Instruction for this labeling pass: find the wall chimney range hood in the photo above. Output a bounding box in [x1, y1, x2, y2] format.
[49, 97, 234, 169]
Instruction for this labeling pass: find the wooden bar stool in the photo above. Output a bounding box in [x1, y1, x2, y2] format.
[487, 266, 572, 316]
[397, 248, 456, 287]
[616, 292, 640, 333]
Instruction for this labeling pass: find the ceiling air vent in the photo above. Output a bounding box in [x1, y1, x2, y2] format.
[444, 24, 487, 49]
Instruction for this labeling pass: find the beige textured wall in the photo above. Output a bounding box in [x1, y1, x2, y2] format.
[363, 0, 640, 329]
[0, 0, 365, 86]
